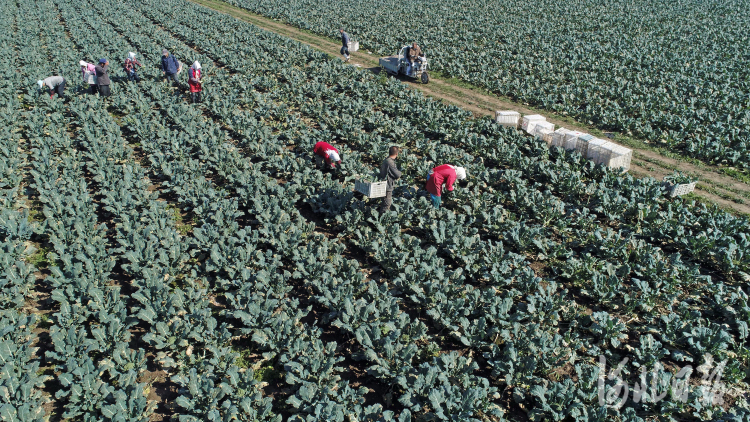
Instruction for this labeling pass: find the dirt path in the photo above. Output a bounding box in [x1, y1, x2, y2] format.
[190, 0, 750, 216]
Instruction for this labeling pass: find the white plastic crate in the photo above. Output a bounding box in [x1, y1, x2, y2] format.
[575, 133, 595, 157]
[551, 128, 570, 148]
[495, 110, 521, 128]
[521, 114, 545, 132]
[664, 181, 697, 197]
[536, 128, 554, 146]
[563, 130, 584, 151]
[530, 121, 554, 136]
[348, 41, 359, 52]
[601, 143, 632, 171]
[355, 179, 387, 198]
[587, 139, 613, 164]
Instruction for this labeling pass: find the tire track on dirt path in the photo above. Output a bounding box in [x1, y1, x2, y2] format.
[189, 0, 750, 216]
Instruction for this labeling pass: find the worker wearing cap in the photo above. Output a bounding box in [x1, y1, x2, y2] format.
[313, 141, 342, 170]
[379, 146, 401, 213]
[425, 164, 466, 209]
[95, 58, 111, 97]
[37, 75, 66, 100]
[161, 49, 182, 85]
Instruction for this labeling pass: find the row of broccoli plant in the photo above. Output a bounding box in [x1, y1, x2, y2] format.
[56, 2, 421, 419]
[138, 1, 748, 418]
[0, 1, 50, 420]
[141, 0, 749, 281]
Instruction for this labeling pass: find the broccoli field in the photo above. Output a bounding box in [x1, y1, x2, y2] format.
[2, 0, 750, 420]
[226, 0, 750, 168]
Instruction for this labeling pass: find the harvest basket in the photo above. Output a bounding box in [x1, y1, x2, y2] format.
[348, 40, 359, 52]
[355, 178, 387, 198]
[495, 110, 520, 128]
[663, 181, 697, 197]
[521, 114, 545, 132]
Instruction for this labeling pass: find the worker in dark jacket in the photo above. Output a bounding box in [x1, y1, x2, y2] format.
[95, 58, 111, 97]
[37, 76, 66, 100]
[340, 29, 350, 62]
[379, 146, 401, 212]
[161, 49, 182, 85]
[313, 141, 341, 169]
[425, 164, 466, 209]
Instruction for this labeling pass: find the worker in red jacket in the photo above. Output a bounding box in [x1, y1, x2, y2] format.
[425, 164, 466, 209]
[313, 141, 342, 169]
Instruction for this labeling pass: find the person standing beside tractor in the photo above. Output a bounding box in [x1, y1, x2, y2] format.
[425, 164, 466, 209]
[313, 141, 342, 170]
[340, 29, 351, 62]
[379, 146, 402, 213]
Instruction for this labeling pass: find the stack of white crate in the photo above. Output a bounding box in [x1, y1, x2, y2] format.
[521, 114, 546, 132]
[551, 128, 570, 148]
[492, 112, 632, 171]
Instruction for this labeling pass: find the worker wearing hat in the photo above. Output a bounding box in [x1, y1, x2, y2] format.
[95, 58, 111, 97]
[37, 75, 66, 100]
[313, 141, 342, 170]
[425, 164, 466, 209]
[161, 49, 183, 86]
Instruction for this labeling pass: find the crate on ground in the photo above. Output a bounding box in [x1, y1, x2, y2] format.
[563, 130, 584, 151]
[348, 40, 359, 52]
[575, 133, 595, 157]
[551, 128, 570, 148]
[525, 117, 550, 135]
[355, 178, 387, 198]
[495, 110, 521, 128]
[531, 121, 554, 136]
[521, 114, 545, 132]
[587, 138, 613, 164]
[664, 181, 697, 197]
[536, 128, 554, 145]
[601, 143, 632, 171]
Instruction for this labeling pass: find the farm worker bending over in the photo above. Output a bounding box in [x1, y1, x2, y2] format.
[80, 61, 97, 95]
[379, 146, 401, 213]
[425, 164, 466, 209]
[123, 52, 142, 82]
[313, 141, 341, 169]
[161, 49, 183, 85]
[95, 58, 111, 97]
[340, 29, 351, 62]
[188, 61, 203, 103]
[37, 75, 66, 100]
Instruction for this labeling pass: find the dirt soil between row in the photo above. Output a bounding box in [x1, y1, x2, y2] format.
[190, 0, 750, 216]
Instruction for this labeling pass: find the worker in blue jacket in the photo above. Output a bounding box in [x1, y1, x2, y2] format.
[161, 49, 183, 85]
[340, 29, 350, 62]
